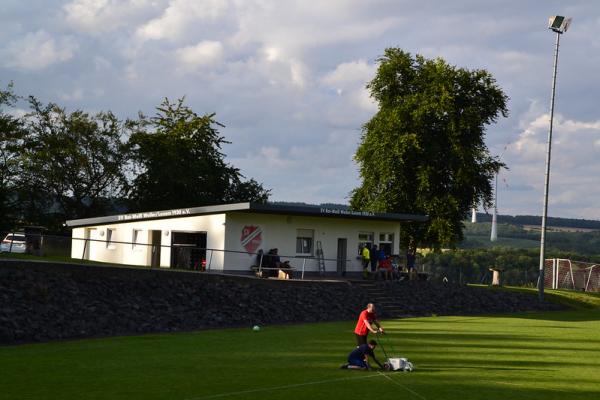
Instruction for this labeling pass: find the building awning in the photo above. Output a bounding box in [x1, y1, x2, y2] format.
[65, 202, 429, 228]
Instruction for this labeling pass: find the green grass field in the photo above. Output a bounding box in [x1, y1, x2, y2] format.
[3, 294, 600, 400]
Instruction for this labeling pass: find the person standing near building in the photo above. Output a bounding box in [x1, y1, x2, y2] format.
[361, 244, 370, 278]
[370, 244, 378, 273]
[406, 239, 417, 280]
[354, 303, 384, 346]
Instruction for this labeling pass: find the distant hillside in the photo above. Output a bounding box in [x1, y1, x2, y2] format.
[474, 213, 600, 230]
[271, 203, 600, 230]
[270, 201, 349, 209]
[461, 221, 600, 255]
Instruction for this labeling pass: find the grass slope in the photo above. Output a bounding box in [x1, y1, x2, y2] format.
[461, 235, 540, 249]
[2, 307, 600, 400]
[492, 286, 600, 310]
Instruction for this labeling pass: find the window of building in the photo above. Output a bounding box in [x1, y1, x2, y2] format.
[296, 229, 314, 255]
[379, 233, 394, 256]
[358, 232, 374, 255]
[106, 228, 116, 249]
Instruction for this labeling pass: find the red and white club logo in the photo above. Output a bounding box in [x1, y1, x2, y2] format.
[241, 226, 262, 254]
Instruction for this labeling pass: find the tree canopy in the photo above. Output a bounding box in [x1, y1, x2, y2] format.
[0, 86, 269, 231]
[128, 98, 270, 212]
[0, 83, 25, 232]
[16, 97, 131, 228]
[351, 48, 508, 250]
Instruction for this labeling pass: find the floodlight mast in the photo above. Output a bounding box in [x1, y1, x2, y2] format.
[538, 16, 571, 302]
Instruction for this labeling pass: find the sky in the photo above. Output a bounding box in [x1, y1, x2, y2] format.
[1, 0, 599, 219]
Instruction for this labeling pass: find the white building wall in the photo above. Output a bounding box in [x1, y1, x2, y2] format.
[71, 211, 404, 273]
[223, 212, 401, 273]
[70, 214, 226, 269]
[71, 227, 85, 259]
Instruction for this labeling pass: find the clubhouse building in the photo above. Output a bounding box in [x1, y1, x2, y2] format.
[66, 202, 427, 275]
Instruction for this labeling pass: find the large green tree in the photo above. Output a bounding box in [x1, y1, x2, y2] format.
[18, 97, 131, 229]
[128, 98, 269, 212]
[351, 49, 508, 250]
[0, 83, 25, 231]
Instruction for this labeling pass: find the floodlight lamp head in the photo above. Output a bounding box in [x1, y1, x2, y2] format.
[548, 16, 572, 34]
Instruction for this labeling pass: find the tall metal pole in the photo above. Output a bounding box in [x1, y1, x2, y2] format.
[490, 173, 498, 242]
[538, 31, 561, 301]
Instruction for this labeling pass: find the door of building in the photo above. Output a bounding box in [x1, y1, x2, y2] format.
[336, 238, 347, 276]
[150, 230, 162, 268]
[170, 231, 207, 270]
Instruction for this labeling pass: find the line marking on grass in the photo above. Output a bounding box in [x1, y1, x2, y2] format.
[377, 372, 428, 400]
[185, 373, 381, 399]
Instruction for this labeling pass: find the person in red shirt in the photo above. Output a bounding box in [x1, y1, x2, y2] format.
[354, 303, 384, 346]
[377, 257, 393, 280]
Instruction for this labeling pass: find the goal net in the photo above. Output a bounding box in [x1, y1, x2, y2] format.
[544, 259, 600, 292]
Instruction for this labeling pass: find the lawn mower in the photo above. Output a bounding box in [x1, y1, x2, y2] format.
[377, 332, 414, 372]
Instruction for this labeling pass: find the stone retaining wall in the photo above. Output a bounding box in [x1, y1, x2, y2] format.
[0, 260, 562, 345]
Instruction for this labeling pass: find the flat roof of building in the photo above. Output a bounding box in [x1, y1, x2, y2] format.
[65, 202, 429, 228]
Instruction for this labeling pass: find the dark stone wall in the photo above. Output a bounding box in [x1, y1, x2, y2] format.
[0, 260, 562, 345]
[372, 280, 564, 318]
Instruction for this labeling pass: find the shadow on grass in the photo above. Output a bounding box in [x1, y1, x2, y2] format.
[3, 318, 600, 400]
[502, 309, 600, 322]
[417, 365, 556, 372]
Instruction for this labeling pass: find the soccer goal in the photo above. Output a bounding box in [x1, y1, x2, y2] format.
[544, 258, 600, 292]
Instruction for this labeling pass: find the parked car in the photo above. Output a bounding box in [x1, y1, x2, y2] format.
[1, 233, 26, 253]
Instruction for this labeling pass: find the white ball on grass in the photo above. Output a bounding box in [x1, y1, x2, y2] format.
[253, 325, 260, 331]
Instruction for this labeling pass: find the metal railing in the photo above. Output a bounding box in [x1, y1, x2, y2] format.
[421, 260, 539, 287]
[72, 234, 363, 278]
[1, 231, 361, 279]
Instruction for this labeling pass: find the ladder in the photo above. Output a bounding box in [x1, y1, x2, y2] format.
[316, 241, 326, 275]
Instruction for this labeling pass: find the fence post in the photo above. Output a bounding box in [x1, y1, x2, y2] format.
[585, 265, 596, 292]
[207, 249, 213, 272]
[301, 258, 306, 280]
[569, 260, 575, 289]
[81, 238, 88, 260]
[258, 253, 263, 276]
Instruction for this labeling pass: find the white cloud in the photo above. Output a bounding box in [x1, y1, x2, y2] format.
[322, 59, 374, 88]
[288, 59, 308, 88]
[494, 50, 540, 73]
[322, 59, 377, 112]
[230, 129, 360, 203]
[514, 112, 600, 161]
[176, 40, 224, 70]
[136, 0, 228, 41]
[59, 88, 84, 101]
[63, 0, 161, 34]
[1, 30, 77, 71]
[263, 47, 280, 62]
[4, 0, 600, 217]
[93, 56, 112, 71]
[504, 107, 600, 217]
[224, 49, 311, 90]
[230, 1, 401, 53]
[253, 146, 293, 170]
